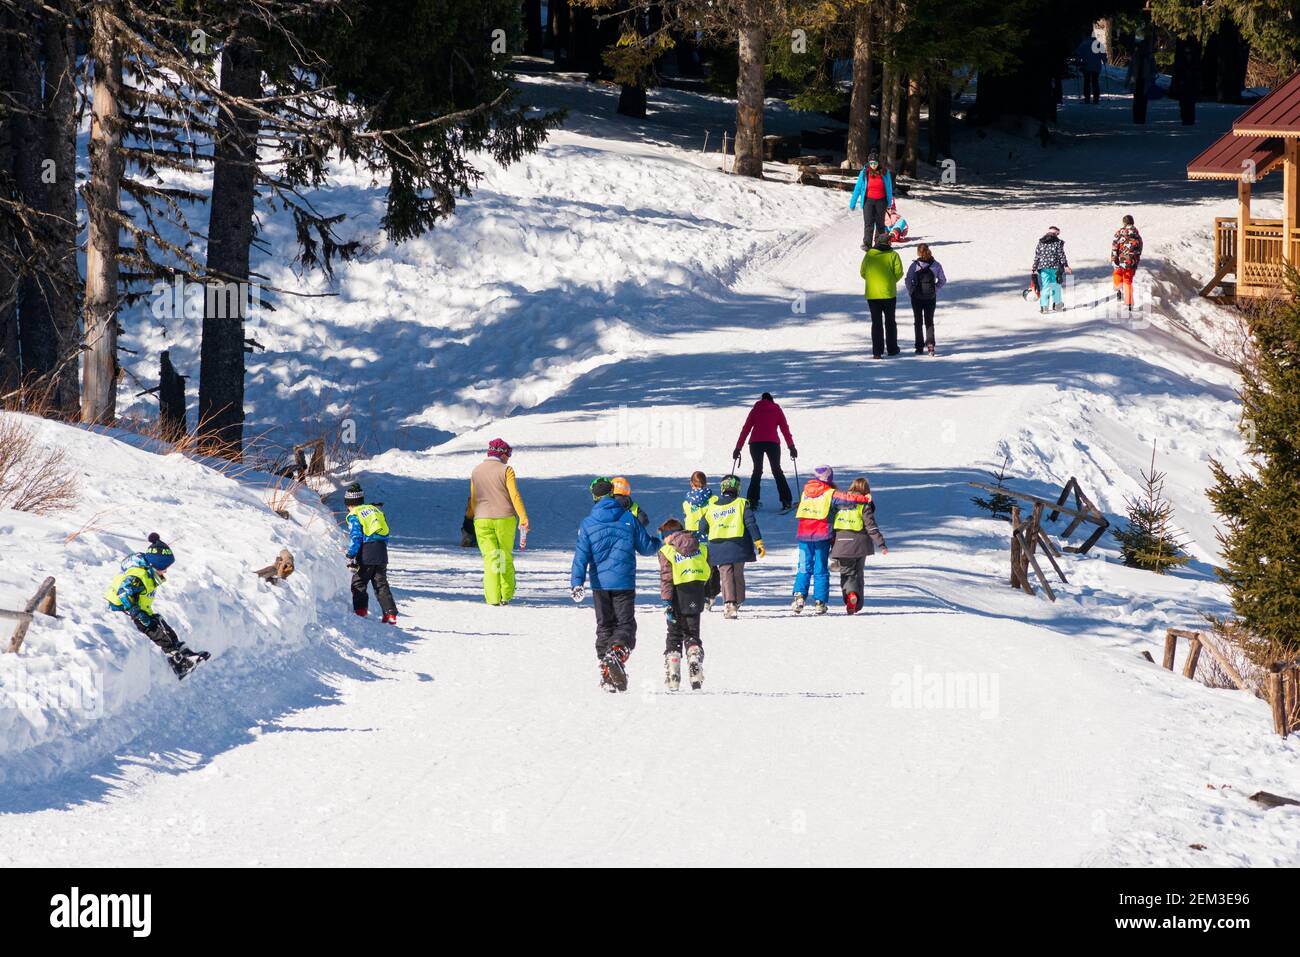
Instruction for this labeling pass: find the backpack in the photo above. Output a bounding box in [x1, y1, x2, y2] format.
[914, 263, 937, 300]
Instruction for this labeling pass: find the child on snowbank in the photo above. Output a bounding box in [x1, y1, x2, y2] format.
[657, 518, 709, 691]
[703, 474, 764, 620]
[571, 477, 662, 693]
[791, 467, 874, 615]
[104, 533, 209, 679]
[829, 477, 888, 614]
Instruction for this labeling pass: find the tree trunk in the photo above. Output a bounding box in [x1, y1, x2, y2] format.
[81, 1, 124, 426]
[733, 18, 766, 178]
[1215, 19, 1246, 105]
[880, 56, 894, 167]
[524, 0, 543, 56]
[548, 0, 569, 63]
[0, 13, 17, 398]
[618, 83, 647, 118]
[885, 66, 902, 170]
[1175, 36, 1199, 125]
[846, 1, 873, 167]
[927, 67, 952, 163]
[903, 74, 921, 175]
[158, 349, 187, 442]
[1132, 24, 1150, 124]
[198, 36, 261, 457]
[18, 2, 79, 414]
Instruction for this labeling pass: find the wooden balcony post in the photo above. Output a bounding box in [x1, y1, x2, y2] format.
[1283, 140, 1298, 271]
[1238, 175, 1252, 291]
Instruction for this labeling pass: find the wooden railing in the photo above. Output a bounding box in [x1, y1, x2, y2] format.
[1211, 218, 1299, 297]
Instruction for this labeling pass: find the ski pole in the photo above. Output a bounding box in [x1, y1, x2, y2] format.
[792, 455, 799, 489]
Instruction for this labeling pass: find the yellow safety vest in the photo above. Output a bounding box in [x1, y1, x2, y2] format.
[348, 503, 389, 537]
[705, 498, 746, 539]
[796, 489, 834, 521]
[682, 495, 718, 532]
[104, 565, 158, 614]
[833, 503, 865, 531]
[660, 541, 711, 585]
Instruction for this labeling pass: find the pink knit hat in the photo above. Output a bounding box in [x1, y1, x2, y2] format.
[813, 465, 834, 484]
[487, 437, 512, 459]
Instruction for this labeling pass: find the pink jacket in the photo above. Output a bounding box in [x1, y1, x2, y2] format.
[736, 399, 794, 448]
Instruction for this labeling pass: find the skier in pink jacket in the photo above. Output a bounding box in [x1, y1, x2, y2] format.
[732, 392, 796, 512]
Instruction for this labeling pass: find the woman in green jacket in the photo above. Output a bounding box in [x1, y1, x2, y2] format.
[860, 236, 904, 358]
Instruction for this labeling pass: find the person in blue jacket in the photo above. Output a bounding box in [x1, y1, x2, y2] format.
[849, 150, 894, 250]
[570, 476, 662, 693]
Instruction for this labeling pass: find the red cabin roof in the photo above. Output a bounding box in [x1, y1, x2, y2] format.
[1232, 68, 1300, 137]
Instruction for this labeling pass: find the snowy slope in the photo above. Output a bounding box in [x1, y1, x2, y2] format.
[1, 80, 1296, 866]
[0, 413, 350, 786]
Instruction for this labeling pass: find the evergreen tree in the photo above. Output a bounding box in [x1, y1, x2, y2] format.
[1207, 278, 1300, 656]
[1113, 443, 1190, 574]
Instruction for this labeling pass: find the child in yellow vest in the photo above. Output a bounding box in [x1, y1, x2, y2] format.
[702, 474, 765, 619]
[829, 477, 888, 614]
[682, 470, 722, 611]
[657, 518, 710, 690]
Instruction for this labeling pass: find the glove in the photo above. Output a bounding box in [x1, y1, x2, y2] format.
[133, 610, 158, 631]
[347, 556, 359, 570]
[788, 446, 797, 459]
[570, 585, 585, 603]
[664, 604, 677, 624]
[732, 448, 741, 460]
[755, 539, 766, 559]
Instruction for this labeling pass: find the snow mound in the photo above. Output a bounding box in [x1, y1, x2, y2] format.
[0, 413, 348, 786]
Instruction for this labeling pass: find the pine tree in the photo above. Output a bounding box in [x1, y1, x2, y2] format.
[971, 455, 1017, 520]
[1113, 443, 1190, 574]
[1207, 277, 1300, 656]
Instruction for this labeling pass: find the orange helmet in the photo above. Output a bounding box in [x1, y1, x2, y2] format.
[611, 476, 631, 497]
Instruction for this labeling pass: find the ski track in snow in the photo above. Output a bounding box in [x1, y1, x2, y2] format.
[1, 80, 1298, 866]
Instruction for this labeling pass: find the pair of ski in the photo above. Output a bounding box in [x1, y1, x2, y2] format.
[169, 647, 210, 680]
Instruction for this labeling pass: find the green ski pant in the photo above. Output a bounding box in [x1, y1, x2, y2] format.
[475, 516, 517, 604]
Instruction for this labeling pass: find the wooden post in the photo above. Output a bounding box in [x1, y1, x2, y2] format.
[1237, 175, 1252, 291]
[1009, 506, 1022, 589]
[1162, 629, 1178, 671]
[1282, 139, 1298, 271]
[7, 576, 56, 653]
[1182, 636, 1202, 679]
[1268, 665, 1286, 737]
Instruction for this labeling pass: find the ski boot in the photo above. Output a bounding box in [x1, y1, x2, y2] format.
[791, 594, 806, 614]
[724, 602, 738, 620]
[705, 595, 716, 614]
[665, 651, 681, 691]
[382, 612, 398, 625]
[927, 343, 936, 357]
[601, 644, 630, 693]
[778, 502, 794, 515]
[686, 645, 704, 691]
[845, 592, 861, 615]
[354, 608, 368, 618]
[813, 600, 828, 616]
[168, 646, 210, 680]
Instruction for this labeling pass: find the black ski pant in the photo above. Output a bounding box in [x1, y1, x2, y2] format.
[1082, 71, 1100, 103]
[832, 557, 865, 599]
[862, 197, 888, 247]
[747, 440, 792, 508]
[593, 589, 637, 659]
[352, 563, 398, 616]
[911, 298, 936, 351]
[130, 613, 181, 654]
[665, 614, 702, 656]
[869, 297, 899, 357]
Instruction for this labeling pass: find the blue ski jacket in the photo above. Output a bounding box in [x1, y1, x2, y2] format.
[570, 497, 661, 592]
[850, 168, 894, 210]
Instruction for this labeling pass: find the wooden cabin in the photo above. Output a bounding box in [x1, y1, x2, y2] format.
[1188, 68, 1300, 299]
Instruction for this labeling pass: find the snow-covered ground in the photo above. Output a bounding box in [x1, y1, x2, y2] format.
[1, 77, 1296, 866]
